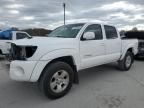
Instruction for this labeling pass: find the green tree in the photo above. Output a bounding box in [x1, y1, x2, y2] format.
[132, 27, 138, 31]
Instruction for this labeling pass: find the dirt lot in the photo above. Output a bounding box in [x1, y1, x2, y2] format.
[0, 56, 144, 108]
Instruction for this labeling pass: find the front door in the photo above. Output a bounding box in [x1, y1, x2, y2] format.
[80, 24, 106, 69]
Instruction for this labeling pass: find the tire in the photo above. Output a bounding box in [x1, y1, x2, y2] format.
[118, 51, 134, 71]
[39, 61, 74, 99]
[135, 55, 141, 60]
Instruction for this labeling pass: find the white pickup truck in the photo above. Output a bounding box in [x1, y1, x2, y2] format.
[0, 30, 31, 55]
[9, 23, 138, 99]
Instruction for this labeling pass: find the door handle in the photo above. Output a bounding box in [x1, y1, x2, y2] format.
[101, 43, 105, 46]
[84, 54, 92, 57]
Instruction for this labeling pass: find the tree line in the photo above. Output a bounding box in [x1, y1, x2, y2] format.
[123, 27, 144, 39]
[22, 28, 52, 36]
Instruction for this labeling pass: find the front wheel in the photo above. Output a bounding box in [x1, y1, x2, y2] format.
[39, 61, 74, 99]
[118, 51, 134, 71]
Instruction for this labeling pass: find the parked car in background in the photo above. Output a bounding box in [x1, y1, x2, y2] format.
[0, 29, 31, 55]
[122, 31, 144, 58]
[137, 40, 144, 58]
[9, 23, 138, 99]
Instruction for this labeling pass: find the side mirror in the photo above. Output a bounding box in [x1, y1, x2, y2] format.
[83, 32, 95, 40]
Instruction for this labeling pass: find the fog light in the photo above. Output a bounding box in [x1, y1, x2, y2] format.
[13, 66, 25, 77]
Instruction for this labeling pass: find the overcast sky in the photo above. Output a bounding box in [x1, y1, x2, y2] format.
[0, 0, 144, 30]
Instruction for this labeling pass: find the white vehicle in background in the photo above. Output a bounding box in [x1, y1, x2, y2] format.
[0, 30, 31, 55]
[9, 23, 138, 99]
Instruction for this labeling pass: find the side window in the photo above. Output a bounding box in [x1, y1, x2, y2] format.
[104, 25, 118, 39]
[83, 24, 103, 40]
[16, 33, 28, 39]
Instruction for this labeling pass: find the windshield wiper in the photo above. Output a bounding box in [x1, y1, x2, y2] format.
[27, 36, 33, 39]
[50, 35, 66, 38]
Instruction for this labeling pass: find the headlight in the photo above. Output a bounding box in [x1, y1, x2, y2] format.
[25, 46, 37, 58]
[9, 43, 37, 61]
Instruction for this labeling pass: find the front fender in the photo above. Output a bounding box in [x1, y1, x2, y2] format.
[30, 48, 80, 82]
[40, 48, 79, 66]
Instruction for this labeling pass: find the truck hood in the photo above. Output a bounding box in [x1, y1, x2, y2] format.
[10, 37, 77, 60]
[11, 37, 75, 46]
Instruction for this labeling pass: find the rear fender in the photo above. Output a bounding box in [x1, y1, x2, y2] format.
[120, 45, 137, 60]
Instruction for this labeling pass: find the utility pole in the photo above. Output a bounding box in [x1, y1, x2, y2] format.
[63, 3, 66, 25]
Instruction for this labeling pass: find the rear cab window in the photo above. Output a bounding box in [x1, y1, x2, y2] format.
[104, 25, 118, 39]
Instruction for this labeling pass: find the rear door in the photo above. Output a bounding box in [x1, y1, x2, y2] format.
[104, 25, 121, 62]
[80, 24, 106, 69]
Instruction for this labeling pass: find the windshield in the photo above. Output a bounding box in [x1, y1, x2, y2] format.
[48, 23, 84, 38]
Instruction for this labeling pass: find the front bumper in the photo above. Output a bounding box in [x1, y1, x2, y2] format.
[0, 46, 9, 55]
[10, 60, 37, 81]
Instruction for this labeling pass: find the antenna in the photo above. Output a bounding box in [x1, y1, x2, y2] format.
[63, 3, 66, 25]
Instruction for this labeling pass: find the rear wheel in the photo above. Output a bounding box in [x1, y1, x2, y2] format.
[39, 61, 73, 99]
[118, 51, 134, 71]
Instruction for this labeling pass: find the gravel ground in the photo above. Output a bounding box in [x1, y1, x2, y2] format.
[0, 56, 144, 108]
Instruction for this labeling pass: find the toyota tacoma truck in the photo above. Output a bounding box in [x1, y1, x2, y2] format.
[9, 23, 138, 99]
[0, 29, 31, 55]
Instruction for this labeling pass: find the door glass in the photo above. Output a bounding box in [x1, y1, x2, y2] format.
[104, 25, 118, 39]
[16, 33, 28, 39]
[83, 24, 103, 40]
